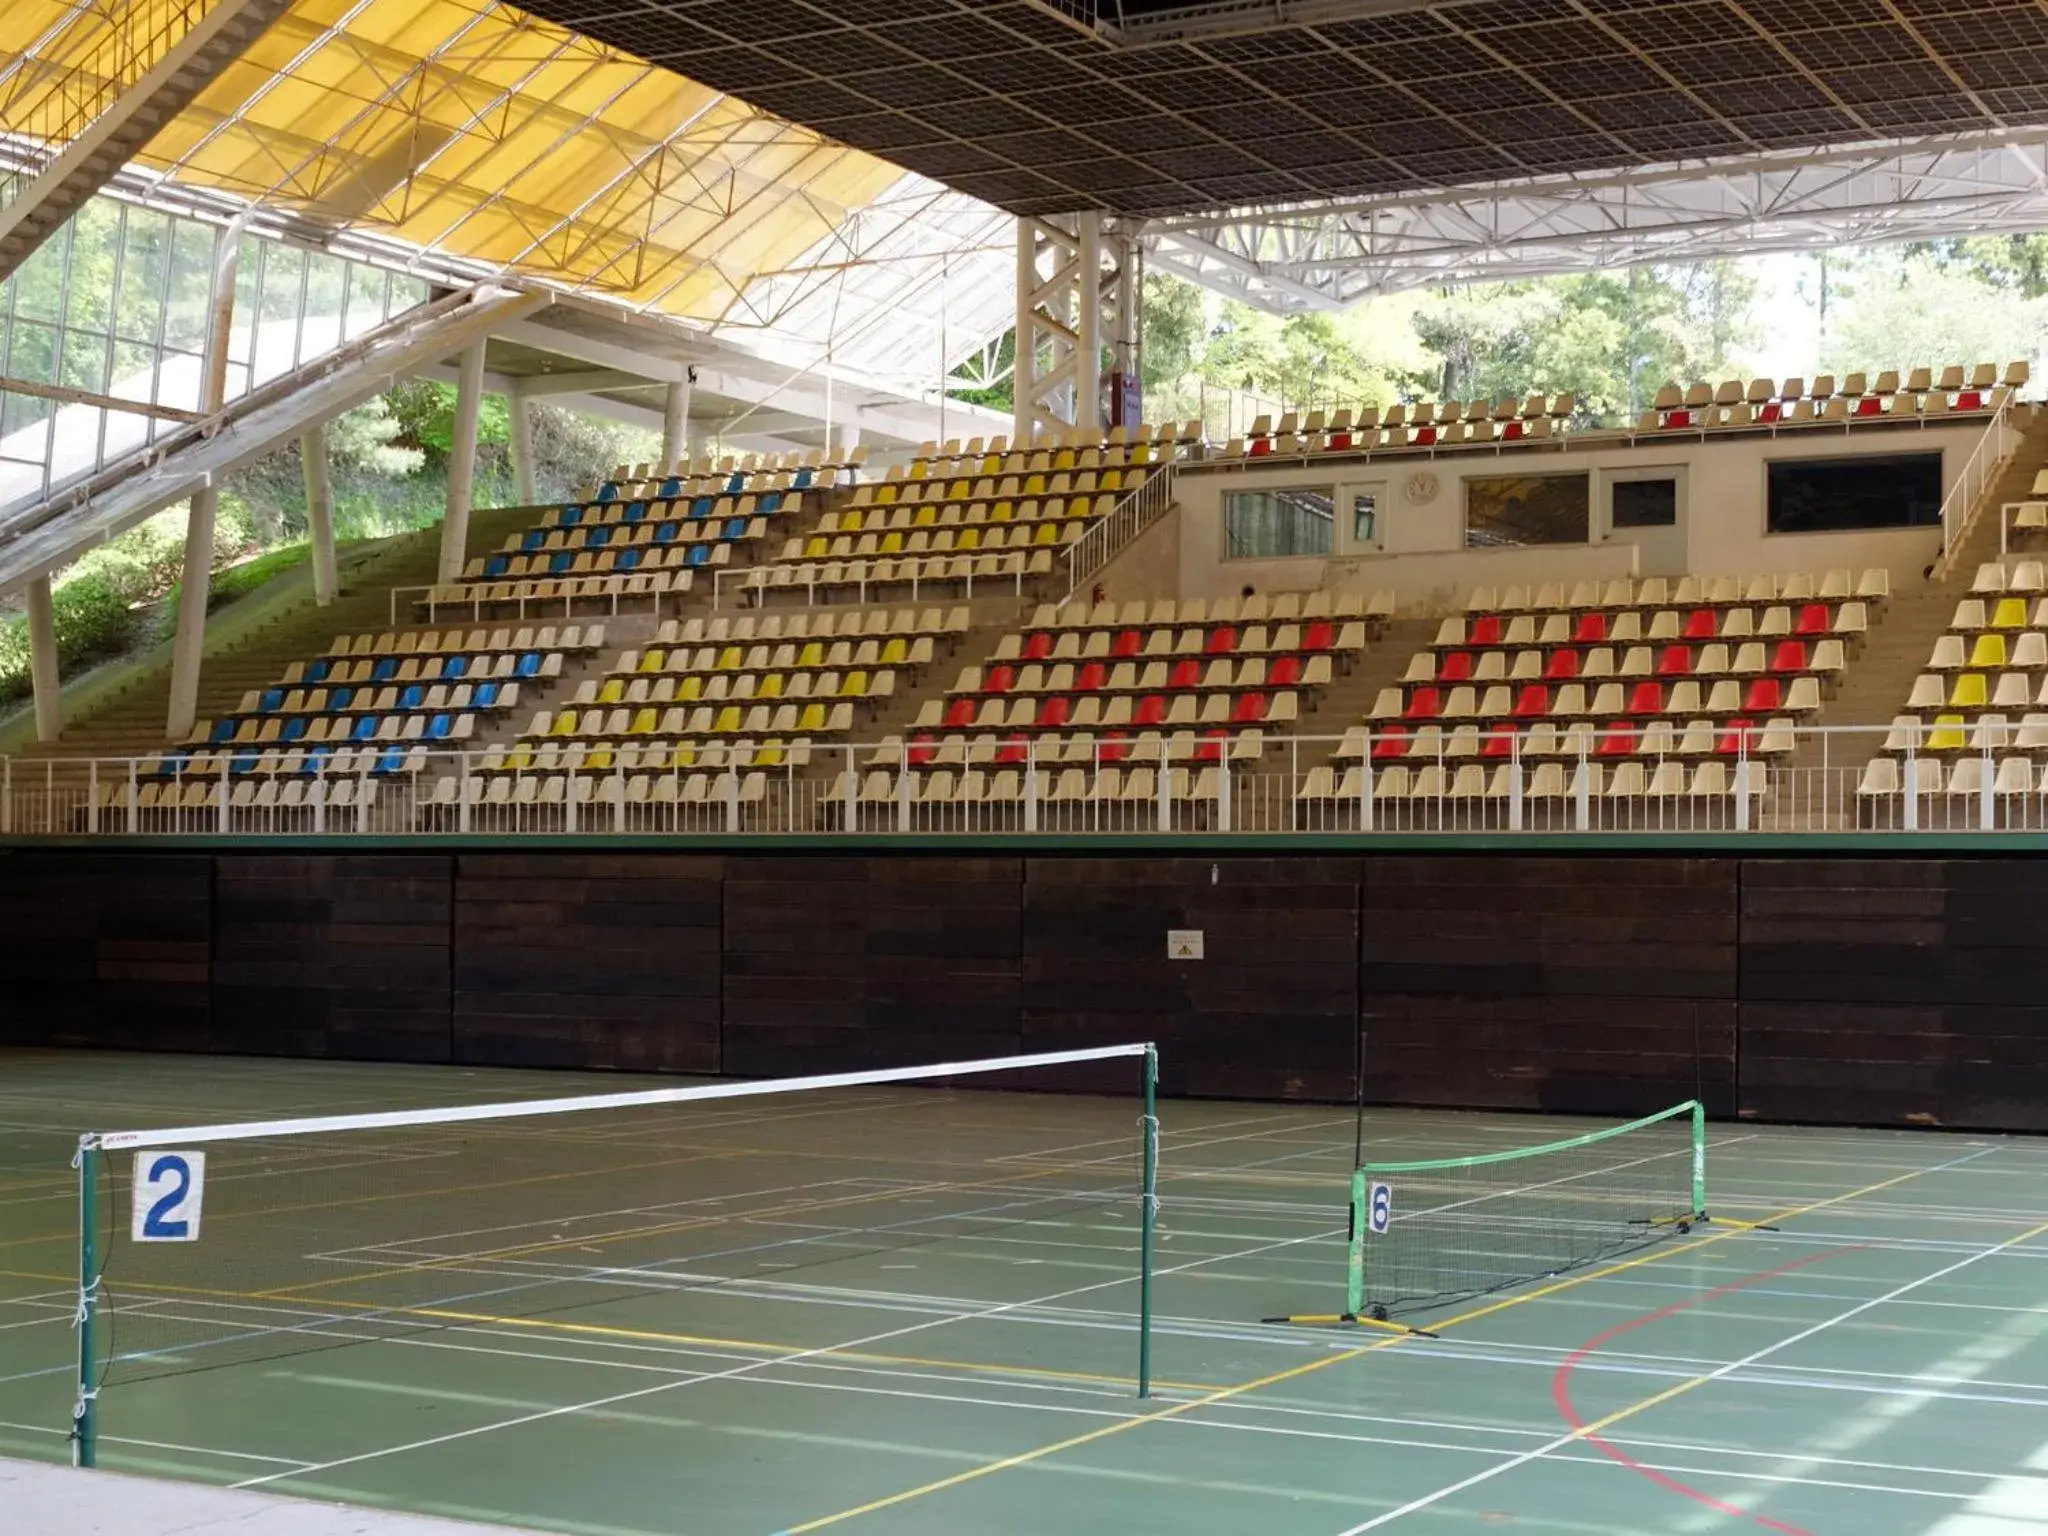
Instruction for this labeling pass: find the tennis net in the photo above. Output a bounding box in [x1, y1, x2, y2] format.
[67, 1043, 1160, 1467]
[1346, 1101, 1706, 1323]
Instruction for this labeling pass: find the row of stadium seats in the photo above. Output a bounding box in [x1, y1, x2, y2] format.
[1883, 712, 2048, 753]
[1034, 591, 1386, 630]
[192, 709, 484, 749]
[425, 771, 771, 813]
[1220, 398, 1571, 456]
[722, 551, 1061, 599]
[1300, 760, 1766, 804]
[602, 448, 843, 487]
[416, 571, 696, 617]
[990, 622, 1367, 666]
[506, 512, 767, 550]
[1640, 364, 2024, 431]
[904, 423, 1202, 475]
[867, 728, 1266, 768]
[135, 745, 427, 779]
[524, 701, 862, 742]
[1339, 717, 1796, 762]
[614, 640, 939, 682]
[778, 519, 1097, 565]
[480, 737, 813, 774]
[1373, 677, 1824, 722]
[837, 483, 1139, 525]
[653, 606, 969, 648]
[954, 655, 1335, 696]
[1859, 756, 2048, 800]
[1430, 604, 1866, 654]
[1457, 570, 1888, 615]
[321, 623, 605, 659]
[912, 691, 1300, 733]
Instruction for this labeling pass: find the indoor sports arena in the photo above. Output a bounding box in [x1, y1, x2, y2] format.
[3, 1, 2048, 1533]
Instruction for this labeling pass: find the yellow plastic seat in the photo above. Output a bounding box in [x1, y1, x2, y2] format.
[797, 641, 824, 668]
[1927, 713, 1968, 751]
[1947, 673, 1988, 709]
[583, 746, 614, 770]
[1969, 633, 2009, 669]
[597, 678, 625, 705]
[1991, 597, 2029, 630]
[756, 672, 784, 699]
[676, 676, 703, 702]
[548, 710, 579, 737]
[713, 706, 742, 733]
[842, 670, 869, 698]
[716, 646, 744, 670]
[638, 649, 666, 673]
[628, 708, 658, 735]
[879, 637, 908, 666]
[803, 537, 828, 558]
[797, 703, 827, 732]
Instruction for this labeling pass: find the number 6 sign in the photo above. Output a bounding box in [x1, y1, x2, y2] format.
[1367, 1181, 1393, 1236]
[132, 1151, 206, 1242]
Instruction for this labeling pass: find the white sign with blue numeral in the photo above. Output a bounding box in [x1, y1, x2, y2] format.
[131, 1151, 206, 1243]
[1367, 1181, 1393, 1236]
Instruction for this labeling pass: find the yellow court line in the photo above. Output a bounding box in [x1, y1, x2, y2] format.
[775, 1148, 1990, 1533]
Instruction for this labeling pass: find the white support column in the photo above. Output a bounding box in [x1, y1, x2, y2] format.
[1014, 219, 1036, 446]
[661, 376, 692, 473]
[166, 221, 241, 740]
[301, 422, 337, 606]
[508, 391, 537, 505]
[835, 419, 860, 462]
[26, 574, 60, 744]
[1075, 211, 1102, 431]
[437, 340, 487, 586]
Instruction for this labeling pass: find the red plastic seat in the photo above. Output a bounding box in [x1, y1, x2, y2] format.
[1682, 609, 1717, 640]
[1371, 728, 1409, 761]
[1512, 684, 1550, 718]
[1135, 694, 1168, 727]
[1269, 654, 1303, 687]
[1656, 644, 1692, 677]
[1626, 682, 1664, 715]
[1758, 400, 1782, 423]
[1500, 420, 1525, 441]
[1958, 389, 1985, 411]
[1596, 721, 1641, 757]
[1405, 687, 1443, 721]
[1769, 640, 1807, 673]
[1412, 425, 1438, 446]
[986, 664, 1016, 693]
[1439, 650, 1474, 682]
[1468, 615, 1503, 647]
[1229, 692, 1268, 724]
[1665, 408, 1692, 429]
[1194, 728, 1231, 763]
[1573, 612, 1608, 644]
[944, 698, 978, 729]
[1794, 603, 1829, 636]
[1249, 436, 1273, 456]
[1076, 661, 1108, 692]
[1035, 695, 1071, 729]
[1099, 729, 1131, 764]
[908, 734, 939, 767]
[1111, 628, 1143, 658]
[996, 733, 1031, 764]
[1206, 625, 1237, 654]
[1167, 658, 1202, 689]
[1326, 431, 1352, 451]
[1302, 620, 1334, 651]
[1543, 649, 1579, 681]
[1855, 395, 1883, 416]
[1715, 719, 1758, 755]
[1482, 722, 1517, 758]
[1023, 632, 1053, 661]
[1743, 678, 1782, 712]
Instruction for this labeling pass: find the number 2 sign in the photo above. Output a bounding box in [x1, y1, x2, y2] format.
[131, 1151, 206, 1243]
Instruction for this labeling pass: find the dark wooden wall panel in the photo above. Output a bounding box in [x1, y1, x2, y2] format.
[453, 853, 722, 1073]
[1360, 856, 1739, 1116]
[1022, 857, 1360, 1099]
[0, 851, 209, 1050]
[1739, 859, 2048, 1129]
[722, 856, 1020, 1075]
[213, 854, 451, 1060]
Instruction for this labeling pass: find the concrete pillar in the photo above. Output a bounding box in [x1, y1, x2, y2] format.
[508, 392, 537, 505]
[165, 488, 218, 741]
[166, 221, 240, 739]
[1075, 210, 1102, 431]
[1014, 216, 1035, 444]
[26, 574, 60, 744]
[437, 340, 487, 586]
[301, 422, 337, 606]
[661, 376, 692, 472]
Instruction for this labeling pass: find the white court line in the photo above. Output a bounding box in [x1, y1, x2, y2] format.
[0, 1416, 311, 1466]
[229, 1211, 1352, 1492]
[1330, 1147, 2033, 1533]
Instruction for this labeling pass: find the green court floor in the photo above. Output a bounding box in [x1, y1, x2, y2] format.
[3, 1047, 2046, 1536]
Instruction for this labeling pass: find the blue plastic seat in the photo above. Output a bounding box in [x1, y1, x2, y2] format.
[515, 652, 542, 679]
[686, 544, 711, 568]
[442, 655, 468, 680]
[521, 529, 545, 551]
[209, 719, 236, 744]
[305, 659, 330, 684]
[623, 500, 647, 523]
[758, 491, 781, 513]
[473, 681, 500, 708]
[616, 548, 641, 571]
[793, 468, 813, 489]
[548, 551, 573, 575]
[350, 716, 379, 742]
[586, 524, 611, 547]
[559, 504, 583, 525]
[484, 554, 511, 578]
[329, 686, 354, 710]
[371, 657, 398, 682]
[653, 520, 680, 544]
[281, 717, 308, 744]
[302, 746, 332, 775]
[692, 495, 714, 517]
[597, 483, 618, 503]
[231, 750, 260, 776]
[725, 472, 743, 494]
[425, 713, 453, 741]
[373, 748, 406, 775]
[723, 517, 747, 540]
[259, 688, 285, 713]
[660, 477, 681, 498]
[399, 684, 425, 711]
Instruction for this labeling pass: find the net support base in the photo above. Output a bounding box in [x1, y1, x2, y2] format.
[1259, 1311, 1439, 1340]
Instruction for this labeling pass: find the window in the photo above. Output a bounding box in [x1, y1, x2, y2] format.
[1612, 477, 1677, 528]
[1225, 487, 1333, 559]
[1465, 473, 1589, 547]
[1352, 492, 1378, 544]
[1767, 453, 1943, 533]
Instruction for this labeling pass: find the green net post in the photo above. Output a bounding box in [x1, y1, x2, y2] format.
[1691, 1099, 1707, 1218]
[1137, 1044, 1159, 1400]
[1345, 1166, 1366, 1319]
[72, 1136, 99, 1469]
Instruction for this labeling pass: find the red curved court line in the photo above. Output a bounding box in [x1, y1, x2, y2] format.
[1550, 1244, 1871, 1536]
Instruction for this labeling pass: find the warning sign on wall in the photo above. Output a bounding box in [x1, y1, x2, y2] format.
[1167, 929, 1204, 960]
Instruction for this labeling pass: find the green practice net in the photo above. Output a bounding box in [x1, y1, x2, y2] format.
[1347, 1101, 1706, 1321]
[67, 1045, 1161, 1465]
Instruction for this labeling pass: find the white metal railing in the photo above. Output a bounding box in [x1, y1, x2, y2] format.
[9, 723, 2048, 839]
[710, 560, 1029, 611]
[1932, 395, 2022, 578]
[1061, 464, 1175, 605]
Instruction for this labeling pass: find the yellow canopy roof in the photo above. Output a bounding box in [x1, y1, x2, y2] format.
[0, 0, 905, 325]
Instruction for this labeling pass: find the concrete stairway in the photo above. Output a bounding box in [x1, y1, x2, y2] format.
[1289, 615, 1435, 753]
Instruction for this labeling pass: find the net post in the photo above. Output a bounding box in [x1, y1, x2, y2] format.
[1138, 1043, 1159, 1400]
[1691, 1098, 1708, 1218]
[72, 1135, 99, 1469]
[1346, 1165, 1366, 1320]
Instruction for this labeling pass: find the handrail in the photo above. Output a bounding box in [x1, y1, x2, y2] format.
[1930, 395, 2021, 580]
[1060, 462, 1174, 605]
